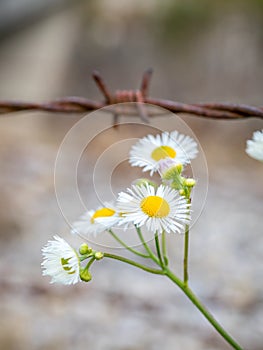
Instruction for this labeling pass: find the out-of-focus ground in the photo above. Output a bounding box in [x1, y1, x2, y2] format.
[0, 1, 262, 349]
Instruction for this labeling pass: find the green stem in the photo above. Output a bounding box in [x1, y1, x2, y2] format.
[183, 195, 192, 286]
[183, 223, 189, 286]
[103, 253, 164, 275]
[108, 229, 149, 258]
[164, 268, 244, 350]
[136, 226, 161, 266]
[161, 230, 169, 266]
[79, 253, 94, 261]
[86, 256, 96, 269]
[155, 233, 164, 267]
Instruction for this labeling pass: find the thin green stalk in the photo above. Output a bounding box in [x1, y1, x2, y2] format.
[79, 253, 94, 261]
[86, 256, 96, 269]
[155, 233, 164, 266]
[183, 195, 192, 286]
[103, 253, 164, 275]
[164, 268, 244, 350]
[107, 224, 243, 349]
[161, 230, 169, 266]
[183, 224, 189, 286]
[135, 226, 161, 266]
[108, 229, 149, 258]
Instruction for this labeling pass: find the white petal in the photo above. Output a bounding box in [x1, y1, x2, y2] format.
[246, 130, 263, 162]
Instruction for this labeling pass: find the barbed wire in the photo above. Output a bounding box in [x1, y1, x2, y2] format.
[0, 69, 263, 124]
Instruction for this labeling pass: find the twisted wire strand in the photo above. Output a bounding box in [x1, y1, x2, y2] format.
[0, 70, 262, 121]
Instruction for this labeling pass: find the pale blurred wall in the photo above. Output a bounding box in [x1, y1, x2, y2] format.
[0, 1, 262, 350]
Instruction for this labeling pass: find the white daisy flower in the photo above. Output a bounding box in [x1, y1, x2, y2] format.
[129, 130, 198, 175]
[71, 202, 121, 236]
[246, 129, 263, 162]
[117, 184, 191, 234]
[41, 235, 80, 285]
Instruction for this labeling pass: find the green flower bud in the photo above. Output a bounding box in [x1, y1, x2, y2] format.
[184, 178, 196, 187]
[80, 268, 92, 282]
[179, 189, 185, 196]
[94, 252, 104, 260]
[79, 243, 92, 255]
[159, 159, 183, 179]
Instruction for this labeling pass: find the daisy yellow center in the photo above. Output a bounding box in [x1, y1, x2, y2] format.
[91, 208, 115, 224]
[61, 257, 75, 275]
[151, 145, 176, 161]
[140, 196, 170, 218]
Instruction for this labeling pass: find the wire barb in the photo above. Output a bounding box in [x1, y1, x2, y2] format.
[92, 70, 112, 103]
[135, 90, 149, 123]
[140, 68, 153, 98]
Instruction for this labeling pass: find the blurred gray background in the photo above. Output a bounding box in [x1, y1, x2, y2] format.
[0, 1, 262, 349]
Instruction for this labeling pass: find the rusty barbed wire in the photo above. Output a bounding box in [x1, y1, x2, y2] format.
[0, 69, 263, 123]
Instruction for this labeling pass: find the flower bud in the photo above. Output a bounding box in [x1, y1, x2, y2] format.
[184, 178, 196, 187]
[80, 268, 92, 282]
[79, 243, 92, 255]
[159, 159, 183, 180]
[94, 252, 104, 260]
[179, 189, 185, 196]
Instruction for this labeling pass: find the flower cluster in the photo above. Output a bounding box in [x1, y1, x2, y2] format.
[40, 128, 251, 349]
[42, 130, 198, 285]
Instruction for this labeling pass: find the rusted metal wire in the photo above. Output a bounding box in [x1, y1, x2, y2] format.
[0, 70, 263, 123]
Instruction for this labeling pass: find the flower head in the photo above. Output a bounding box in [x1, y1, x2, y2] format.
[117, 184, 191, 234]
[41, 235, 80, 285]
[129, 130, 198, 175]
[246, 130, 263, 162]
[71, 202, 121, 236]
